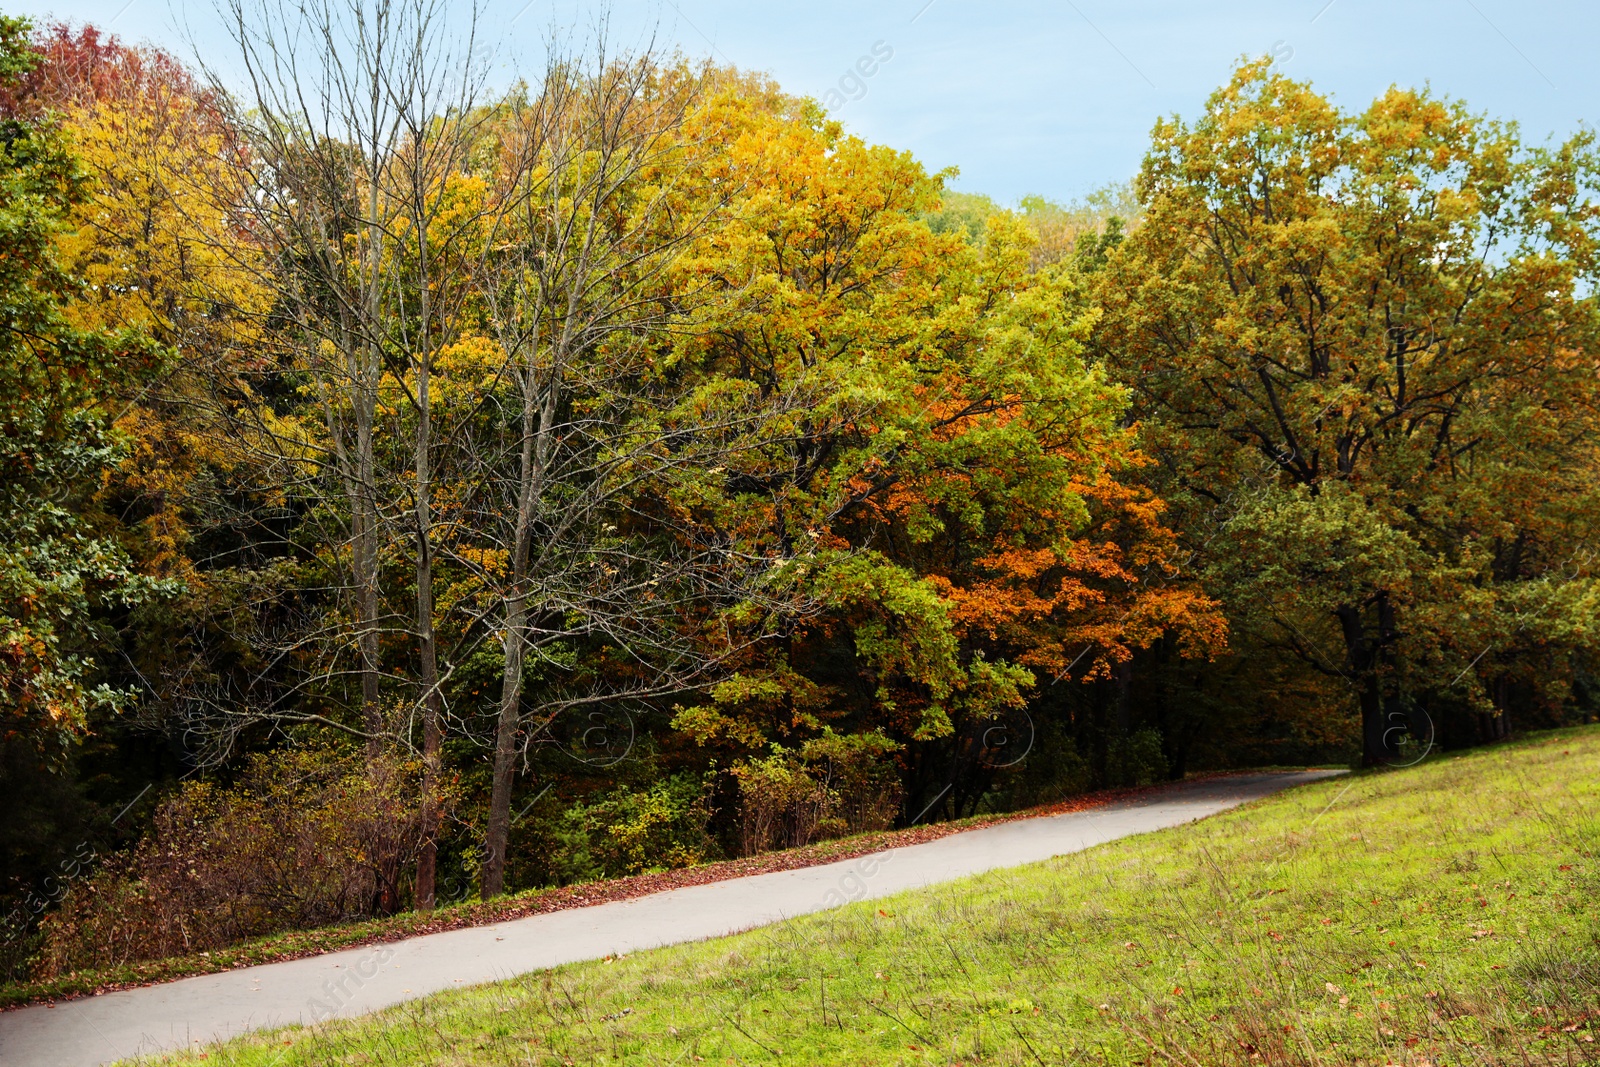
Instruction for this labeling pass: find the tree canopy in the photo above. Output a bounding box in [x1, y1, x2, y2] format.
[1094, 61, 1600, 765]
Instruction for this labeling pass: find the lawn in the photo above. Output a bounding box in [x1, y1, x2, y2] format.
[144, 729, 1600, 1066]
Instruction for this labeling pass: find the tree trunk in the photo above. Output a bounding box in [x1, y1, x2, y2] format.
[1112, 659, 1133, 737]
[481, 368, 546, 900]
[353, 381, 397, 912]
[358, 172, 388, 769]
[1090, 679, 1109, 787]
[482, 594, 526, 899]
[354, 393, 384, 764]
[1483, 676, 1513, 743]
[413, 340, 442, 910]
[1357, 670, 1390, 767]
[1337, 593, 1401, 767]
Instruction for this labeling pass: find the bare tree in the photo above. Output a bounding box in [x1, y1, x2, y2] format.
[190, 8, 816, 905]
[467, 48, 791, 897]
[207, 0, 499, 907]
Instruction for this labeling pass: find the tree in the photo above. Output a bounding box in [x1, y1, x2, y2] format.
[669, 102, 1224, 817]
[18, 25, 277, 744]
[467, 58, 789, 898]
[210, 0, 503, 908]
[0, 16, 166, 755]
[1094, 62, 1600, 764]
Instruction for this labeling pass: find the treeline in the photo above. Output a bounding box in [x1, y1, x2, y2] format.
[2, 1, 1598, 979]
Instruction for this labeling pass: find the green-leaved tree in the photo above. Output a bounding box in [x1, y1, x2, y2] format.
[1095, 62, 1600, 764]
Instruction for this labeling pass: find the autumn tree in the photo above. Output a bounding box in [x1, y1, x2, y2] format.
[0, 16, 166, 754]
[1094, 62, 1600, 765]
[670, 101, 1224, 818]
[8, 26, 288, 770]
[464, 59, 809, 898]
[203, 0, 511, 907]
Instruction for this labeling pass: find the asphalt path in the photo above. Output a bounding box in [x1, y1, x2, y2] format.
[0, 769, 1344, 1066]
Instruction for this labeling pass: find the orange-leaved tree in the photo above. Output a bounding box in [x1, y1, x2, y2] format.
[669, 94, 1225, 820]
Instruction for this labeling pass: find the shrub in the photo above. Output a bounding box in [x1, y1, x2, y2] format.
[800, 730, 903, 839]
[545, 775, 718, 884]
[0, 908, 42, 985]
[731, 751, 829, 856]
[985, 715, 1091, 811]
[33, 745, 428, 975]
[732, 731, 902, 856]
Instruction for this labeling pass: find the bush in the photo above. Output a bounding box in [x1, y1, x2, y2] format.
[801, 730, 903, 839]
[987, 715, 1091, 811]
[732, 731, 902, 856]
[731, 751, 829, 856]
[545, 775, 718, 884]
[33, 745, 428, 975]
[0, 909, 42, 986]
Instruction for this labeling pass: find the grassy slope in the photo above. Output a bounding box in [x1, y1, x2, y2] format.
[146, 730, 1600, 1067]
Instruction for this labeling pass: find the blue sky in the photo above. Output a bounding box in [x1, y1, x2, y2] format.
[33, 0, 1598, 203]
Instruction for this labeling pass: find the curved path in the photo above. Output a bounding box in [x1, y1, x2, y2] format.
[1, 769, 1343, 1067]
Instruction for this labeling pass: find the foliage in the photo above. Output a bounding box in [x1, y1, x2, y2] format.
[39, 23, 268, 582]
[730, 730, 902, 855]
[669, 104, 1223, 820]
[544, 775, 719, 884]
[34, 743, 429, 974]
[0, 18, 166, 756]
[924, 183, 1137, 270]
[1104, 725, 1168, 787]
[4, 12, 1599, 975]
[1094, 61, 1600, 764]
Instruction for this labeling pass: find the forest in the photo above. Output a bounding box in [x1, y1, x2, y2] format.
[1, 0, 1597, 988]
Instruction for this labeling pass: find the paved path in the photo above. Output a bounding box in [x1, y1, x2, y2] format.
[0, 769, 1343, 1067]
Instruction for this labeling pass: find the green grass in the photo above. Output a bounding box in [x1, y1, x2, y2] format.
[142, 730, 1600, 1066]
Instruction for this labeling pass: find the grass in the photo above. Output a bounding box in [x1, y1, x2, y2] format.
[131, 729, 1600, 1067]
[133, 728, 1600, 1066]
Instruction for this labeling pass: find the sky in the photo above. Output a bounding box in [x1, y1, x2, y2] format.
[30, 0, 1599, 204]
